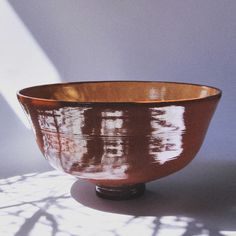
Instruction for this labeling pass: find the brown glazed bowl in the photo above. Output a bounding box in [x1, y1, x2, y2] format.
[17, 81, 221, 200]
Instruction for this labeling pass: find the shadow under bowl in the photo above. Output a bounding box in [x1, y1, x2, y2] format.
[17, 81, 221, 200]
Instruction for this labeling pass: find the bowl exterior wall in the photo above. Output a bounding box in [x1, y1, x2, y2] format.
[18, 96, 220, 186]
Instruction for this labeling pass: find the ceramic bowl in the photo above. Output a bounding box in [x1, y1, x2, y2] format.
[17, 81, 221, 200]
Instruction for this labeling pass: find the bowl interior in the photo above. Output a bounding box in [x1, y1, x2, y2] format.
[19, 81, 220, 103]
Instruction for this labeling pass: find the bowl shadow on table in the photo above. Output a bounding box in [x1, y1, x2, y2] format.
[71, 161, 236, 235]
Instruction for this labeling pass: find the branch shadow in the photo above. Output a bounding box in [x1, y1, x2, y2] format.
[14, 208, 58, 236]
[1, 162, 235, 236]
[0, 171, 79, 236]
[71, 161, 236, 235]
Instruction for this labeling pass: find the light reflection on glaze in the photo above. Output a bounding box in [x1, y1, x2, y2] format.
[149, 87, 167, 100]
[99, 111, 129, 179]
[149, 106, 185, 164]
[32, 105, 185, 180]
[37, 108, 89, 170]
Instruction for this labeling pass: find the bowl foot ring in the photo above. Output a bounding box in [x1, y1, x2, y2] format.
[95, 183, 145, 200]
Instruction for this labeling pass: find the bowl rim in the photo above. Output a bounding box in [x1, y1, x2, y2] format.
[17, 80, 222, 106]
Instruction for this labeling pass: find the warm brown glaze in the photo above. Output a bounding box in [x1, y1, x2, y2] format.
[19, 81, 219, 103]
[17, 81, 221, 188]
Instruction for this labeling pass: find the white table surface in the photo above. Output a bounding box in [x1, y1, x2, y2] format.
[0, 161, 236, 236]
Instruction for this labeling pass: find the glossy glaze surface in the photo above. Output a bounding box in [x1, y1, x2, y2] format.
[19, 81, 219, 103]
[18, 81, 221, 187]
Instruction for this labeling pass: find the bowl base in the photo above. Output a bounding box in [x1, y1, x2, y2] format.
[95, 183, 145, 200]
